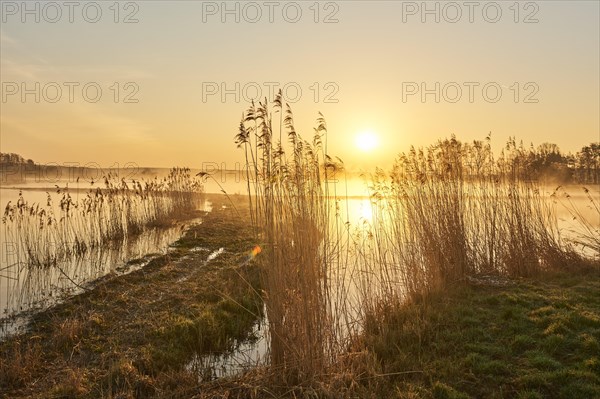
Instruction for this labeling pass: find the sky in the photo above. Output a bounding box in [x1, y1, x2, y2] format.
[1, 0, 599, 171]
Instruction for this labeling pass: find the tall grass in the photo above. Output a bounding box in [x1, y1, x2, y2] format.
[234, 98, 598, 389]
[235, 95, 354, 384]
[1, 167, 203, 268]
[551, 186, 600, 258]
[360, 136, 585, 312]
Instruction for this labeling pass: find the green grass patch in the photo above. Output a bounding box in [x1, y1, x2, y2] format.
[363, 270, 600, 398]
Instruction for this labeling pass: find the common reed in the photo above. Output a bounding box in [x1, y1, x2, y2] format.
[358, 136, 587, 315]
[0, 168, 203, 320]
[2, 167, 203, 268]
[235, 94, 354, 384]
[234, 95, 598, 390]
[551, 185, 600, 259]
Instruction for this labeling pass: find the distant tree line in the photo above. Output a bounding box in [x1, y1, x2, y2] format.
[572, 143, 600, 184]
[510, 142, 599, 184]
[1, 142, 598, 185]
[0, 152, 35, 166]
[0, 153, 36, 183]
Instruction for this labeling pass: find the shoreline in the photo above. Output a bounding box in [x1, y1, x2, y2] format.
[0, 194, 264, 398]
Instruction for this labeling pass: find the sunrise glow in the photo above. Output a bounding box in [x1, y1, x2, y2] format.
[355, 131, 379, 152]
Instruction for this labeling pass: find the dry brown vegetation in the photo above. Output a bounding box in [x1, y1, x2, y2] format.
[2, 167, 203, 268]
[228, 98, 598, 395]
[359, 135, 586, 310]
[0, 196, 264, 398]
[235, 96, 357, 385]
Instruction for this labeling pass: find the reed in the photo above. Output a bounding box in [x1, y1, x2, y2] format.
[2, 167, 202, 268]
[235, 94, 354, 384]
[234, 96, 599, 390]
[359, 135, 588, 314]
[551, 185, 600, 258]
[0, 168, 203, 319]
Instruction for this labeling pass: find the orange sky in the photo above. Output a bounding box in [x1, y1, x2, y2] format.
[1, 1, 599, 171]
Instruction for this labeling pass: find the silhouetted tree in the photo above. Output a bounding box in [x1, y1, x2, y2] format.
[575, 143, 600, 184]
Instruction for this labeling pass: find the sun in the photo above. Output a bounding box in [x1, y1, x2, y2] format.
[355, 131, 379, 152]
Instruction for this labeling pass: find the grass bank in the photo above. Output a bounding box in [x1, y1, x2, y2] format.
[0, 194, 263, 398]
[195, 269, 599, 398]
[360, 269, 600, 399]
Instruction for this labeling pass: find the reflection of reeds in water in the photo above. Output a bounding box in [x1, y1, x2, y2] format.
[1, 168, 203, 321]
[1, 221, 187, 324]
[2, 167, 203, 268]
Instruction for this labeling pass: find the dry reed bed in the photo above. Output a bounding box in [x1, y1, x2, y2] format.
[236, 95, 358, 385]
[2, 167, 203, 269]
[234, 98, 598, 392]
[359, 136, 586, 312]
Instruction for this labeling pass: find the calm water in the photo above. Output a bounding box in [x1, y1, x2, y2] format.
[0, 186, 210, 337]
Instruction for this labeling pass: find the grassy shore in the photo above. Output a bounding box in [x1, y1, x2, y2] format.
[0, 194, 263, 398]
[360, 269, 600, 399]
[190, 268, 600, 399]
